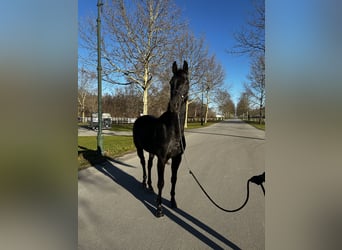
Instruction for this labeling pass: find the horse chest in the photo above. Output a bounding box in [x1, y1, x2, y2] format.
[165, 136, 183, 158]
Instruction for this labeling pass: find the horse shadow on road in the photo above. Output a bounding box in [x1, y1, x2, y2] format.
[79, 146, 241, 250]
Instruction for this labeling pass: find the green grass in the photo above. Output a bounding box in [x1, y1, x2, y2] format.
[78, 135, 135, 170]
[244, 120, 265, 131]
[110, 123, 133, 131]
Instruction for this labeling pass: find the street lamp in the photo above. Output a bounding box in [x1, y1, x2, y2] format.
[201, 85, 210, 125]
[97, 0, 103, 155]
[201, 87, 204, 126]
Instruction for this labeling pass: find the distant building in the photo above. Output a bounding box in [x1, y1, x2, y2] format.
[215, 114, 224, 120]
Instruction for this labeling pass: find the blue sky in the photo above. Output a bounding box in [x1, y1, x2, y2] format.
[79, 0, 256, 105]
[174, 0, 255, 104]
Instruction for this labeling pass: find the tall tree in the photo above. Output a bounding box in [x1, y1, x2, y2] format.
[78, 68, 96, 122]
[236, 92, 250, 118]
[215, 89, 235, 118]
[79, 0, 185, 115]
[170, 31, 209, 127]
[102, 85, 142, 117]
[230, 0, 265, 57]
[229, 0, 265, 122]
[201, 55, 225, 123]
[245, 55, 265, 123]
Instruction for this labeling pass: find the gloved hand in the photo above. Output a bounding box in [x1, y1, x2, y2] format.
[249, 172, 265, 185]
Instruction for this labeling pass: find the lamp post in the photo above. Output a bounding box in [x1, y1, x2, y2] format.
[97, 0, 103, 155]
[201, 86, 204, 126]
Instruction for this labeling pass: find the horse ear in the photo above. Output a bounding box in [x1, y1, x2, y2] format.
[183, 60, 188, 73]
[172, 61, 178, 74]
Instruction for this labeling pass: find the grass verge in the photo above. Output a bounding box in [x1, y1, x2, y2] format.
[110, 124, 133, 131]
[244, 120, 265, 131]
[78, 135, 135, 170]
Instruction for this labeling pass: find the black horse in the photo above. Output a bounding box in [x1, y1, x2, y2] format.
[133, 61, 189, 217]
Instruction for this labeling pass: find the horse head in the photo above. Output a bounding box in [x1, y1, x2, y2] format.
[168, 61, 190, 113]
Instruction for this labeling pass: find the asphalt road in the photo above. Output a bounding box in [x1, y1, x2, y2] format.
[78, 119, 265, 250]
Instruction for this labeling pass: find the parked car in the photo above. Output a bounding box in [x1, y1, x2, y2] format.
[89, 113, 112, 130]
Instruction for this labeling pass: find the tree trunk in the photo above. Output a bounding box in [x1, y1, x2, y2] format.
[142, 64, 150, 115]
[143, 88, 148, 115]
[82, 110, 85, 123]
[79, 94, 86, 123]
[184, 100, 189, 128]
[204, 94, 210, 124]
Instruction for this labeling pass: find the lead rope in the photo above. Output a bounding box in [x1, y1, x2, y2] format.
[178, 114, 265, 212]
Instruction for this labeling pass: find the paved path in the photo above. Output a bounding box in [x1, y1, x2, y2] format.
[78, 126, 132, 136]
[78, 119, 265, 249]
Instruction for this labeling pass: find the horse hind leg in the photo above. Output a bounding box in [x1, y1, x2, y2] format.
[147, 153, 154, 192]
[170, 154, 182, 209]
[137, 148, 147, 189]
[156, 157, 166, 217]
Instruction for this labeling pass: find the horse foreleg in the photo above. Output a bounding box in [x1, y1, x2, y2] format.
[170, 154, 182, 209]
[147, 153, 154, 192]
[137, 148, 147, 189]
[156, 158, 165, 217]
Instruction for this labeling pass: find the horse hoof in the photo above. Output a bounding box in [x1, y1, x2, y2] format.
[171, 200, 177, 209]
[155, 206, 164, 217]
[156, 209, 164, 218]
[147, 187, 154, 193]
[142, 182, 147, 189]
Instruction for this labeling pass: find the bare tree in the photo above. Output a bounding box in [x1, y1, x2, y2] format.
[102, 85, 142, 117]
[79, 0, 185, 115]
[78, 68, 96, 122]
[245, 55, 265, 123]
[230, 0, 265, 57]
[215, 88, 235, 118]
[170, 31, 209, 127]
[201, 55, 225, 123]
[229, 0, 265, 122]
[236, 91, 250, 119]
